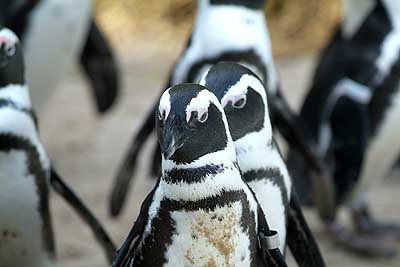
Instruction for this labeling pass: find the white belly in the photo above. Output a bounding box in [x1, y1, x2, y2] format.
[164, 202, 253, 267]
[24, 0, 92, 111]
[353, 88, 400, 200]
[249, 179, 287, 253]
[0, 151, 53, 267]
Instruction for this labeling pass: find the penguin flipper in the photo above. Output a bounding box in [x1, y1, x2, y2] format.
[112, 185, 157, 267]
[257, 204, 288, 267]
[110, 72, 173, 217]
[110, 101, 159, 217]
[50, 168, 116, 264]
[80, 19, 119, 114]
[286, 192, 326, 267]
[269, 92, 336, 221]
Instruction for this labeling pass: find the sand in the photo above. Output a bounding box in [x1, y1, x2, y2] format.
[37, 52, 400, 267]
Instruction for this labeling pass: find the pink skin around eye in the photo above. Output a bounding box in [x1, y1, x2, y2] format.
[0, 37, 16, 55]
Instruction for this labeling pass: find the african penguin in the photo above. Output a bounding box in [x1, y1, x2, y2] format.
[112, 84, 287, 267]
[200, 62, 325, 266]
[0, 28, 116, 266]
[0, 0, 119, 113]
[287, 0, 400, 257]
[110, 0, 329, 218]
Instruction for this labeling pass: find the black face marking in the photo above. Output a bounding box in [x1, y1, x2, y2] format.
[210, 0, 265, 10]
[133, 190, 259, 266]
[157, 84, 228, 164]
[204, 62, 266, 141]
[163, 164, 225, 184]
[0, 133, 55, 258]
[0, 41, 24, 87]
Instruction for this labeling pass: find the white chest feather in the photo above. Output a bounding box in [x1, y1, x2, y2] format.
[164, 202, 253, 267]
[0, 105, 50, 172]
[173, 5, 278, 93]
[23, 0, 92, 110]
[248, 179, 286, 252]
[0, 151, 53, 267]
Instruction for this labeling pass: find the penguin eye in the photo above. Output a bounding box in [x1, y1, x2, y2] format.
[198, 111, 208, 123]
[232, 95, 247, 109]
[5, 45, 16, 57]
[189, 110, 208, 127]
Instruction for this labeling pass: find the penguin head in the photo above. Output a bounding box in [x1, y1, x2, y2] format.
[0, 28, 24, 87]
[207, 0, 266, 10]
[157, 83, 234, 165]
[200, 62, 272, 142]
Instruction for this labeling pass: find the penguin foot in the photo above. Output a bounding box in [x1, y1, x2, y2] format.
[327, 221, 397, 258]
[352, 205, 400, 239]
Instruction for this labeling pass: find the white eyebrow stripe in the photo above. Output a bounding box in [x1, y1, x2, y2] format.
[0, 28, 19, 47]
[159, 88, 172, 121]
[221, 74, 266, 107]
[185, 90, 212, 122]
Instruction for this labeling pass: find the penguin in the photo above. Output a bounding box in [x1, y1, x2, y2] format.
[0, 27, 116, 266]
[0, 0, 119, 113]
[110, 0, 332, 218]
[112, 84, 287, 267]
[287, 0, 400, 257]
[200, 62, 325, 267]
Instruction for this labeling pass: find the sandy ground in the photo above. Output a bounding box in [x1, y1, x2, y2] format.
[36, 52, 400, 267]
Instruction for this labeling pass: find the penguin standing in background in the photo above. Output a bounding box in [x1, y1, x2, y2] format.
[287, 0, 400, 257]
[0, 0, 119, 113]
[110, 0, 332, 218]
[0, 28, 116, 266]
[200, 62, 325, 267]
[112, 84, 287, 267]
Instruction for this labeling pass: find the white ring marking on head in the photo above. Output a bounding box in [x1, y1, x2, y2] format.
[159, 88, 172, 122]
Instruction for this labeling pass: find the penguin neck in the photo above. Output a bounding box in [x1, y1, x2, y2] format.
[0, 83, 31, 109]
[160, 145, 244, 202]
[342, 0, 400, 38]
[234, 124, 275, 174]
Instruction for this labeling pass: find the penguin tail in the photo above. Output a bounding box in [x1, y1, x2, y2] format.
[80, 19, 119, 114]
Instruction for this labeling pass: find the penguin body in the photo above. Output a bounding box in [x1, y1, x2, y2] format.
[288, 0, 400, 205]
[0, 28, 116, 265]
[0, 28, 55, 267]
[112, 84, 286, 267]
[171, 0, 277, 93]
[22, 0, 92, 109]
[110, 0, 328, 218]
[0, 0, 119, 113]
[286, 0, 400, 257]
[201, 62, 325, 266]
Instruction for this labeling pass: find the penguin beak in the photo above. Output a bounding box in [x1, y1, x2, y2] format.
[160, 119, 186, 160]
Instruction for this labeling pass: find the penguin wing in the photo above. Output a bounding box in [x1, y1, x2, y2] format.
[80, 19, 119, 114]
[286, 192, 326, 267]
[112, 185, 157, 267]
[49, 168, 116, 264]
